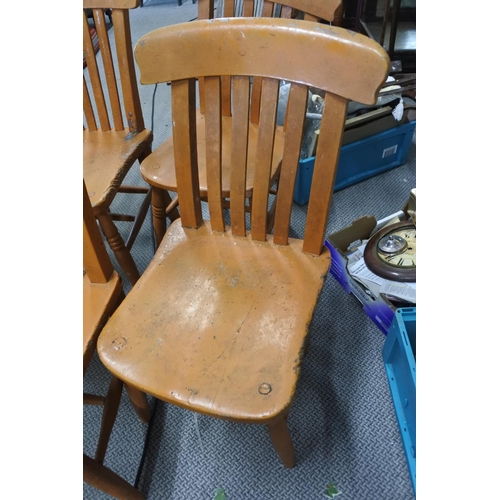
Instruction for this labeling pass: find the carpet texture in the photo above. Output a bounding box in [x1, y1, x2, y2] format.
[83, 2, 416, 498]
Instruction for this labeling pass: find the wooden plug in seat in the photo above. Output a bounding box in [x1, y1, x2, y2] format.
[98, 17, 389, 469]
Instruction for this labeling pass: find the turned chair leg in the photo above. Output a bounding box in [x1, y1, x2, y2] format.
[125, 384, 151, 424]
[97, 212, 140, 285]
[267, 415, 296, 468]
[151, 187, 167, 249]
[95, 376, 123, 463]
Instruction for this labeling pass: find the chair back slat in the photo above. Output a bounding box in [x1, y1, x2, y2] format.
[224, 0, 235, 16]
[204, 76, 225, 232]
[84, 180, 114, 283]
[197, 0, 214, 115]
[83, 10, 111, 131]
[250, 78, 280, 241]
[171, 79, 203, 229]
[83, 76, 97, 132]
[113, 9, 144, 134]
[229, 76, 251, 237]
[261, 1, 275, 16]
[302, 93, 348, 254]
[92, 8, 124, 131]
[243, 0, 255, 16]
[273, 82, 308, 245]
[83, 5, 145, 134]
[221, 77, 232, 117]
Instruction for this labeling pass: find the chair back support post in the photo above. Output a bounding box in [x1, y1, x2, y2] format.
[84, 180, 114, 283]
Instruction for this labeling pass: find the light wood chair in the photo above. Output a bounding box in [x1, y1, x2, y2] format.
[84, 180, 150, 498]
[83, 0, 179, 285]
[98, 18, 389, 468]
[140, 0, 343, 246]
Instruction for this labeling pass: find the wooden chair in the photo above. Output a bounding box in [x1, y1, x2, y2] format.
[84, 180, 150, 498]
[83, 0, 178, 285]
[97, 18, 389, 468]
[140, 0, 343, 246]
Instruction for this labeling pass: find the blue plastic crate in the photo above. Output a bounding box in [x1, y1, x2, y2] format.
[383, 307, 416, 493]
[294, 120, 416, 205]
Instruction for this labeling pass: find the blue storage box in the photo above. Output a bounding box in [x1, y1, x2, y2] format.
[383, 307, 416, 493]
[294, 120, 416, 205]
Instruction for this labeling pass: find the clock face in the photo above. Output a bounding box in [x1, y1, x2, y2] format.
[364, 221, 416, 282]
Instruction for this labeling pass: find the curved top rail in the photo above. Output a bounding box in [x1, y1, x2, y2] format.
[135, 18, 390, 105]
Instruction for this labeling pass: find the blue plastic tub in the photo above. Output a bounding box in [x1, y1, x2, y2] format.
[294, 121, 416, 205]
[383, 307, 416, 493]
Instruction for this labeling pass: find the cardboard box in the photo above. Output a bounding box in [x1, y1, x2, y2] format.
[324, 209, 415, 335]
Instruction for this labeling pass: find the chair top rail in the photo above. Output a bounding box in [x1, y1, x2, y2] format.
[135, 18, 389, 106]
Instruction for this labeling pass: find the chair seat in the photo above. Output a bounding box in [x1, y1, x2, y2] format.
[83, 270, 122, 372]
[98, 219, 330, 423]
[84, 129, 153, 210]
[140, 109, 285, 197]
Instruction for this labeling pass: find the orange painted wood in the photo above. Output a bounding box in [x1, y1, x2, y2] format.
[101, 18, 389, 469]
[243, 0, 255, 16]
[171, 79, 202, 229]
[135, 20, 389, 106]
[85, 0, 140, 7]
[139, 0, 344, 232]
[303, 93, 348, 255]
[84, 181, 114, 284]
[98, 220, 331, 423]
[141, 110, 284, 198]
[83, 10, 110, 131]
[83, 77, 97, 131]
[113, 9, 144, 134]
[84, 130, 152, 210]
[83, 181, 123, 373]
[229, 76, 250, 236]
[83, 0, 153, 285]
[250, 78, 279, 241]
[267, 416, 295, 468]
[273, 83, 308, 246]
[203, 76, 225, 232]
[93, 8, 124, 131]
[261, 1, 274, 16]
[95, 375, 123, 463]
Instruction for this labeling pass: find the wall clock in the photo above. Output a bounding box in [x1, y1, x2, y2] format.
[363, 220, 416, 282]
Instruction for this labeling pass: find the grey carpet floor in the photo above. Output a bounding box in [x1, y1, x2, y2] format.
[83, 2, 416, 498]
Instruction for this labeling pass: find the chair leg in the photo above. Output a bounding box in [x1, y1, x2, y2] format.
[151, 187, 167, 249]
[95, 376, 123, 463]
[267, 415, 296, 468]
[125, 384, 151, 424]
[97, 212, 140, 286]
[84, 454, 145, 500]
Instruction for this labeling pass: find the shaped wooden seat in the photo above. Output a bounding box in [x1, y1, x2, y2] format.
[98, 17, 389, 468]
[140, 0, 343, 246]
[83, 0, 178, 286]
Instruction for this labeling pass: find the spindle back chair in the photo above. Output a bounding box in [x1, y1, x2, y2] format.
[83, 0, 178, 285]
[98, 18, 389, 468]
